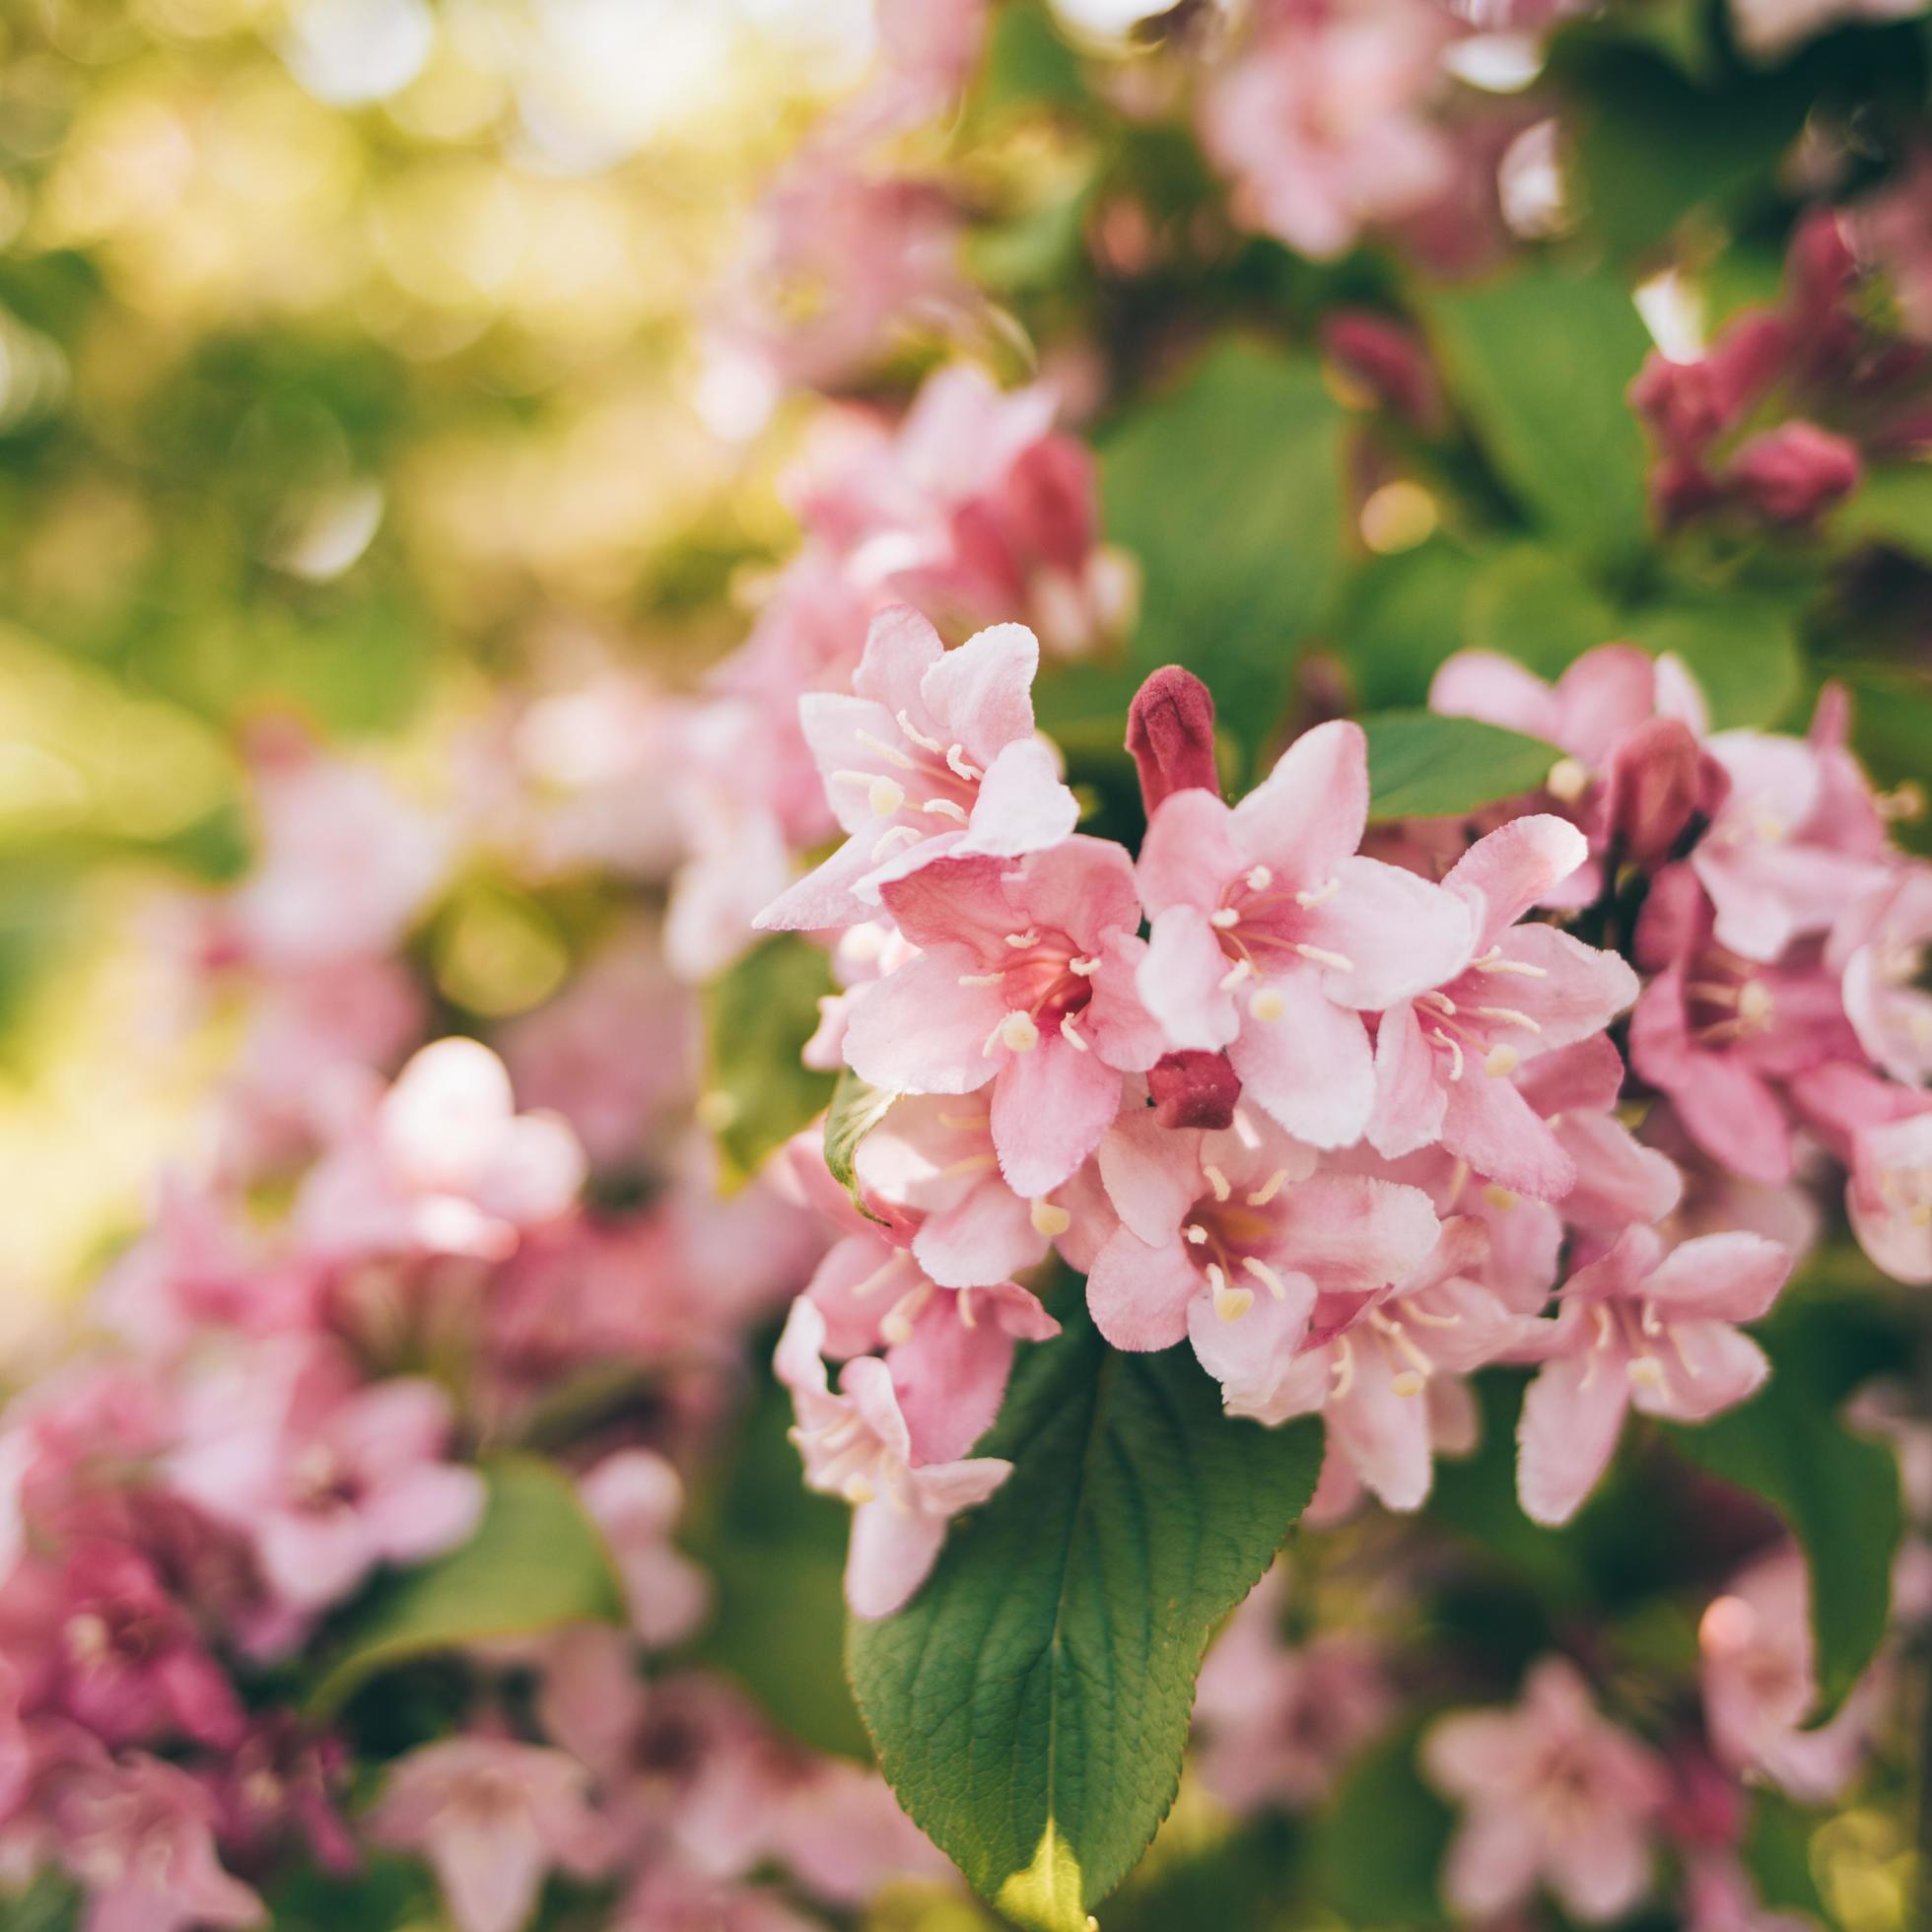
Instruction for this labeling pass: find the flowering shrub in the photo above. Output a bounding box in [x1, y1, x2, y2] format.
[4, 2, 1932, 1930]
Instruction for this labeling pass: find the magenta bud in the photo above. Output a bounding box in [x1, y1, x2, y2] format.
[1127, 665, 1218, 817]
[1320, 310, 1445, 432]
[1606, 718, 1704, 864]
[1726, 420, 1861, 526]
[1147, 1051, 1241, 1131]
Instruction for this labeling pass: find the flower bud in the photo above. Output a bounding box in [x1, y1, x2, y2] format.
[1321, 310, 1444, 431]
[1606, 717, 1705, 865]
[1127, 665, 1219, 816]
[1146, 1050, 1242, 1131]
[1726, 420, 1860, 526]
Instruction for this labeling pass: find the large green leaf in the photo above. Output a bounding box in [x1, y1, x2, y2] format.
[1337, 540, 1483, 711]
[305, 1454, 625, 1717]
[847, 1308, 1323, 1932]
[1666, 1369, 1900, 1721]
[1624, 592, 1803, 730]
[1314, 1726, 1454, 1926]
[1421, 264, 1654, 564]
[702, 932, 836, 1189]
[1363, 710, 1563, 823]
[1835, 462, 1932, 564]
[825, 1068, 896, 1224]
[1100, 339, 1346, 780]
[1461, 544, 1621, 681]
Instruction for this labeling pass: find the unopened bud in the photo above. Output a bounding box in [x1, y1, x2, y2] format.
[1606, 717, 1703, 865]
[1146, 1050, 1241, 1131]
[1727, 420, 1860, 526]
[1127, 665, 1219, 816]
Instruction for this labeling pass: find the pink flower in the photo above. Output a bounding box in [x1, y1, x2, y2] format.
[775, 1297, 1012, 1619]
[755, 606, 1079, 933]
[1630, 863, 1859, 1185]
[1683, 1852, 1818, 1932]
[1137, 720, 1470, 1146]
[1517, 1226, 1792, 1526]
[368, 1737, 611, 1932]
[577, 1450, 710, 1650]
[1199, 0, 1458, 261]
[1700, 1544, 1883, 1802]
[1422, 1657, 1668, 1924]
[1847, 1110, 1932, 1284]
[1369, 815, 1640, 1199]
[1194, 1566, 1394, 1810]
[169, 1339, 484, 1621]
[1202, 1217, 1529, 1510]
[1830, 863, 1932, 1087]
[844, 836, 1161, 1196]
[763, 1757, 954, 1905]
[1082, 1105, 1440, 1360]
[51, 1752, 263, 1932]
[296, 1038, 586, 1263]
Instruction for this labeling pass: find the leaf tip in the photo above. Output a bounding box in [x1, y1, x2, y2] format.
[997, 1820, 1088, 1932]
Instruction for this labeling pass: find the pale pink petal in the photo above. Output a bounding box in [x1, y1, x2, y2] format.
[1138, 788, 1244, 918]
[843, 953, 1004, 1094]
[1086, 1227, 1201, 1350]
[955, 738, 1078, 859]
[1184, 1273, 1316, 1412]
[1422, 1709, 1535, 1795]
[754, 833, 882, 932]
[1430, 649, 1560, 743]
[1441, 1806, 1544, 1918]
[1307, 859, 1473, 1010]
[361, 1465, 486, 1567]
[914, 1179, 1046, 1288]
[1484, 924, 1640, 1050]
[1095, 1105, 1202, 1247]
[1230, 720, 1370, 888]
[1444, 815, 1589, 953]
[1517, 1345, 1631, 1525]
[1368, 1003, 1447, 1159]
[1549, 1816, 1654, 1924]
[1009, 835, 1141, 950]
[991, 1031, 1123, 1198]
[846, 1500, 946, 1620]
[1138, 906, 1240, 1052]
[1080, 932, 1166, 1071]
[1328, 1356, 1436, 1509]
[1552, 644, 1659, 766]
[841, 1355, 914, 1465]
[1228, 971, 1374, 1148]
[919, 621, 1038, 765]
[796, 693, 905, 835]
[1441, 1069, 1577, 1202]
[432, 1817, 550, 1932]
[1268, 1173, 1442, 1292]
[1644, 1231, 1792, 1323]
[1628, 1320, 1768, 1423]
[878, 853, 1026, 957]
[852, 604, 945, 724]
[889, 1308, 1015, 1463]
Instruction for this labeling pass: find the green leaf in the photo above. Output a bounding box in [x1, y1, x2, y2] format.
[825, 1069, 896, 1224]
[1665, 1367, 1900, 1721]
[687, 1354, 872, 1760]
[264, 1854, 442, 1932]
[702, 933, 837, 1190]
[1337, 540, 1482, 711]
[1462, 544, 1622, 682]
[305, 1454, 624, 1718]
[846, 1307, 1323, 1931]
[1421, 264, 1654, 564]
[1100, 339, 1346, 781]
[1314, 1726, 1454, 1926]
[1363, 710, 1563, 822]
[1625, 592, 1803, 730]
[1835, 462, 1932, 564]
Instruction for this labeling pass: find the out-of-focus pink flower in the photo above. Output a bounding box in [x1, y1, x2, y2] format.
[1083, 1101, 1440, 1362]
[223, 729, 446, 971]
[1730, 0, 1923, 62]
[613, 1867, 823, 1932]
[1203, 1217, 1527, 1510]
[51, 1752, 264, 1932]
[370, 1739, 610, 1932]
[1631, 863, 1859, 1186]
[1137, 720, 1470, 1146]
[169, 1339, 483, 1622]
[1847, 1110, 1932, 1284]
[1199, 0, 1458, 261]
[756, 606, 1079, 934]
[1518, 1226, 1791, 1526]
[1422, 1657, 1668, 1924]
[1683, 1851, 1818, 1932]
[296, 1038, 586, 1263]
[1830, 864, 1932, 1088]
[1700, 1544, 1884, 1802]
[578, 1450, 710, 1650]
[845, 838, 1161, 1197]
[1369, 815, 1639, 1199]
[1194, 1566, 1394, 1810]
[764, 1757, 952, 1905]
[775, 1297, 1011, 1619]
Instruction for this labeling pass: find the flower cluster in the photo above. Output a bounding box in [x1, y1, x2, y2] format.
[768, 616, 1929, 1616]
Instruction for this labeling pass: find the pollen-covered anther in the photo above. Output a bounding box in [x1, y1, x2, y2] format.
[844, 1475, 877, 1504]
[1626, 1354, 1667, 1391]
[1208, 1263, 1253, 1322]
[1294, 942, 1354, 971]
[1004, 929, 1042, 949]
[1294, 877, 1340, 908]
[1060, 1013, 1089, 1052]
[1246, 865, 1273, 891]
[1249, 987, 1287, 1022]
[1484, 1043, 1521, 1078]
[1183, 1222, 1209, 1245]
[868, 776, 906, 817]
[985, 1009, 1040, 1056]
[1547, 756, 1589, 803]
[1030, 1198, 1071, 1238]
[1208, 907, 1241, 930]
[1203, 1163, 1232, 1202]
[922, 797, 970, 824]
[1243, 1257, 1289, 1301]
[1247, 1167, 1289, 1207]
[944, 743, 983, 782]
[1483, 1183, 1518, 1210]
[1068, 954, 1100, 976]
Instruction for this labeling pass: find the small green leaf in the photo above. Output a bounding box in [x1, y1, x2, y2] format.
[1101, 340, 1346, 781]
[825, 1069, 897, 1224]
[1665, 1369, 1900, 1721]
[1315, 1726, 1454, 1926]
[1421, 264, 1654, 563]
[1625, 592, 1803, 730]
[1835, 462, 1932, 564]
[702, 933, 836, 1189]
[847, 1307, 1323, 1931]
[305, 1454, 624, 1718]
[1462, 544, 1621, 682]
[1337, 540, 1482, 711]
[1363, 711, 1563, 822]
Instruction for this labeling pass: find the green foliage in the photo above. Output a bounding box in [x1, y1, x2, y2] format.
[264, 1854, 442, 1932]
[1836, 463, 1932, 564]
[701, 933, 837, 1190]
[305, 1454, 625, 1718]
[825, 1070, 897, 1224]
[1421, 264, 1654, 565]
[1362, 710, 1562, 822]
[1336, 539, 1482, 711]
[1461, 544, 1622, 681]
[1665, 1359, 1901, 1721]
[686, 1354, 873, 1760]
[847, 1307, 1323, 1932]
[1100, 339, 1346, 781]
[1624, 590, 1804, 729]
[1314, 1725, 1455, 1926]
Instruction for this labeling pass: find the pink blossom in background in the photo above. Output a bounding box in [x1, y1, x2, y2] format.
[1847, 1110, 1932, 1285]
[577, 1450, 710, 1650]
[369, 1738, 612, 1932]
[1518, 1226, 1792, 1526]
[1831, 863, 1932, 1088]
[1423, 1657, 1668, 1923]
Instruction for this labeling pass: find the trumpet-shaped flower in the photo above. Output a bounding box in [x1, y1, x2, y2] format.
[1137, 720, 1470, 1146]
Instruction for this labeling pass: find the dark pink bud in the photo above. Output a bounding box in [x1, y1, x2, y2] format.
[1662, 1738, 1745, 1850]
[1704, 311, 1790, 419]
[1649, 451, 1724, 530]
[1606, 717, 1704, 864]
[1629, 351, 1725, 456]
[1127, 665, 1218, 816]
[1321, 310, 1445, 432]
[1147, 1051, 1242, 1131]
[1726, 420, 1861, 525]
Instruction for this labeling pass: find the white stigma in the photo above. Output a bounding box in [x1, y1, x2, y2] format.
[1484, 1043, 1521, 1078]
[1546, 756, 1589, 802]
[1030, 1199, 1071, 1238]
[868, 775, 906, 818]
[1249, 987, 1286, 1022]
[1207, 1264, 1252, 1322]
[1209, 907, 1241, 930]
[986, 1010, 1040, 1055]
